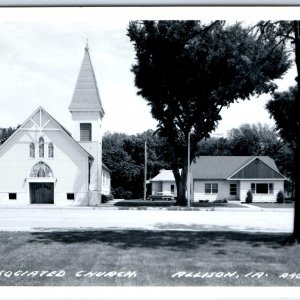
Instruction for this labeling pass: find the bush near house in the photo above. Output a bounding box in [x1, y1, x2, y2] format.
[112, 187, 133, 199]
[245, 190, 253, 203]
[101, 194, 114, 203]
[277, 190, 285, 203]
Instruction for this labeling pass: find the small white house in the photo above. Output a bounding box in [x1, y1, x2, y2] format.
[150, 156, 286, 203]
[150, 169, 177, 197]
[0, 45, 111, 206]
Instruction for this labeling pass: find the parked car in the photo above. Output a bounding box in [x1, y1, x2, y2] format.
[147, 192, 174, 201]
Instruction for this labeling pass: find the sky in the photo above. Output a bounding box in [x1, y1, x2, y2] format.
[0, 7, 299, 137]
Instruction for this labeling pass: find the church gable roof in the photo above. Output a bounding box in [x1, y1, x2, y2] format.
[0, 107, 92, 159]
[69, 45, 105, 116]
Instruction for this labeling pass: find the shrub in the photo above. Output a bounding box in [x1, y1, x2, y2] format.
[123, 191, 133, 200]
[277, 190, 285, 203]
[101, 194, 114, 203]
[112, 187, 125, 199]
[245, 190, 253, 203]
[213, 199, 228, 203]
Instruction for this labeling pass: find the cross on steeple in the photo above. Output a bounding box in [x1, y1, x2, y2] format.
[85, 39, 89, 51]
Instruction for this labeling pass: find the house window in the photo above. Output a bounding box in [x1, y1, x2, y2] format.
[48, 143, 54, 158]
[251, 183, 255, 193]
[67, 193, 75, 200]
[30, 162, 53, 177]
[230, 184, 237, 196]
[29, 143, 35, 158]
[80, 123, 92, 141]
[269, 183, 274, 194]
[205, 183, 218, 194]
[171, 184, 175, 193]
[9, 193, 17, 200]
[39, 137, 44, 158]
[251, 183, 274, 194]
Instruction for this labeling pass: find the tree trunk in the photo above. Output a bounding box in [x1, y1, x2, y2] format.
[172, 153, 188, 206]
[293, 21, 300, 241]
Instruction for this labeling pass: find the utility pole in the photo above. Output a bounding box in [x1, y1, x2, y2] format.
[144, 141, 147, 200]
[187, 132, 191, 208]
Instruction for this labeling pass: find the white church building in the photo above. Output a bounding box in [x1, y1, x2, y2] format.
[0, 45, 111, 206]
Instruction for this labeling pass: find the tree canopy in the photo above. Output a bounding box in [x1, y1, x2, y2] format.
[0, 127, 17, 145]
[102, 130, 171, 199]
[257, 21, 300, 241]
[127, 20, 291, 205]
[266, 85, 297, 154]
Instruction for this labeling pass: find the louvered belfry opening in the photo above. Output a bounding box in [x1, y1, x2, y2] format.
[80, 123, 92, 141]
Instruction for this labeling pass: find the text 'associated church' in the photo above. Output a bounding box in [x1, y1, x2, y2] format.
[0, 44, 111, 206]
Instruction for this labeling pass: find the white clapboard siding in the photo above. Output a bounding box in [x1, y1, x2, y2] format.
[239, 180, 284, 202]
[0, 128, 89, 205]
[193, 180, 232, 202]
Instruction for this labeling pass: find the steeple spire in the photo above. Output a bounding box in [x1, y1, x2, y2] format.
[69, 44, 104, 116]
[85, 39, 89, 51]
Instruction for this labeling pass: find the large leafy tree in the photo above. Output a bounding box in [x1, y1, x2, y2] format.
[127, 20, 291, 205]
[228, 123, 285, 157]
[102, 132, 140, 199]
[198, 123, 292, 183]
[257, 21, 300, 241]
[0, 127, 17, 145]
[102, 130, 171, 199]
[266, 86, 297, 154]
[266, 87, 298, 208]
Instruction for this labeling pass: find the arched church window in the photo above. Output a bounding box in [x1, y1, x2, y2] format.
[37, 168, 46, 177]
[39, 137, 44, 158]
[30, 162, 53, 177]
[29, 143, 35, 158]
[48, 143, 54, 158]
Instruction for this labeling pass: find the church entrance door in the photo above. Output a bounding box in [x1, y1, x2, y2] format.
[30, 183, 54, 204]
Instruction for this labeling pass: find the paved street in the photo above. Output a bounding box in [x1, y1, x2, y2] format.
[0, 206, 293, 232]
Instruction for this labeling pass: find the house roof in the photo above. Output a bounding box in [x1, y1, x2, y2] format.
[150, 156, 284, 182]
[69, 45, 105, 116]
[150, 169, 175, 182]
[191, 156, 282, 179]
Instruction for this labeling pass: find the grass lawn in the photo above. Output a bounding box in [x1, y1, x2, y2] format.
[0, 230, 299, 286]
[249, 203, 294, 209]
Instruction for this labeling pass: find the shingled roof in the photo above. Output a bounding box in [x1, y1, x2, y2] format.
[149, 156, 284, 182]
[150, 169, 176, 182]
[191, 156, 281, 179]
[69, 45, 105, 116]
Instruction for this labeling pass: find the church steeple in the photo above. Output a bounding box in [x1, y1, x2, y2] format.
[69, 45, 104, 117]
[69, 44, 105, 202]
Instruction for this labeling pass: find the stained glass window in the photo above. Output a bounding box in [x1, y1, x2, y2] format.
[29, 143, 35, 158]
[39, 137, 44, 158]
[48, 143, 54, 158]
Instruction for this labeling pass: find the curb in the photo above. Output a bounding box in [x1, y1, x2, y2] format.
[0, 205, 292, 212]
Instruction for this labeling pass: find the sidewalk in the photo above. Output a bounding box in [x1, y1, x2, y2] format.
[0, 205, 293, 233]
[0, 202, 293, 212]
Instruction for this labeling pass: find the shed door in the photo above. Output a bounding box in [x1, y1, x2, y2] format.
[30, 183, 54, 204]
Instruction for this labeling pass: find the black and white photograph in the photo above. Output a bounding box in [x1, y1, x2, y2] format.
[0, 5, 299, 299]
